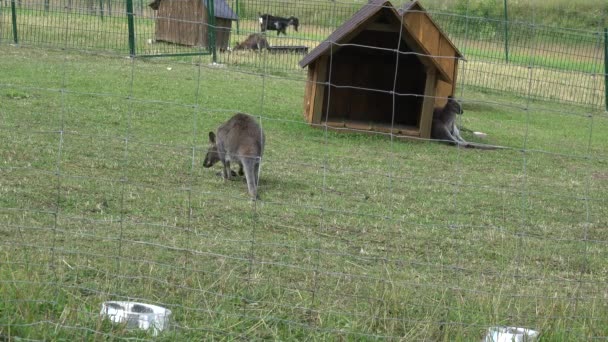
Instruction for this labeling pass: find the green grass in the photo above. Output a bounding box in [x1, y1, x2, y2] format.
[1, 44, 608, 340]
[411, 0, 607, 30]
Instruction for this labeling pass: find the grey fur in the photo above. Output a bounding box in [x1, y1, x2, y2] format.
[431, 96, 466, 145]
[203, 113, 265, 199]
[233, 33, 270, 51]
[431, 97, 502, 150]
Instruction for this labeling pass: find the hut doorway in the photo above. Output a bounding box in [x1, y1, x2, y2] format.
[323, 29, 427, 134]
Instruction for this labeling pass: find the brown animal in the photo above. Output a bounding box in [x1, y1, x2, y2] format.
[203, 113, 265, 199]
[233, 33, 270, 51]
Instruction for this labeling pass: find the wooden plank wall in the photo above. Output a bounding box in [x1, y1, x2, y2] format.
[310, 56, 329, 124]
[215, 19, 232, 50]
[402, 8, 459, 109]
[155, 0, 208, 47]
[403, 9, 455, 85]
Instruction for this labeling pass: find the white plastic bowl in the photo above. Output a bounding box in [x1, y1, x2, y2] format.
[484, 326, 539, 342]
[100, 301, 171, 336]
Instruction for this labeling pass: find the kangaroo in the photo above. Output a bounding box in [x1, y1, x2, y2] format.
[203, 113, 265, 199]
[431, 96, 502, 150]
[432, 96, 465, 144]
[233, 33, 270, 51]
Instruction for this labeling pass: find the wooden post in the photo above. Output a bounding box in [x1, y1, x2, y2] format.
[419, 69, 437, 139]
[303, 65, 315, 122]
[310, 56, 329, 125]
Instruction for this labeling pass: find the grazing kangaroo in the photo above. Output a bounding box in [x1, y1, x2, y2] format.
[203, 113, 265, 198]
[431, 96, 501, 150]
[233, 33, 270, 51]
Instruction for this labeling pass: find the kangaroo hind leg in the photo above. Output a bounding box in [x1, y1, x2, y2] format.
[241, 157, 260, 199]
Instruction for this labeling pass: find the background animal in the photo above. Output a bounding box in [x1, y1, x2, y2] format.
[259, 13, 299, 36]
[203, 113, 265, 199]
[233, 33, 270, 51]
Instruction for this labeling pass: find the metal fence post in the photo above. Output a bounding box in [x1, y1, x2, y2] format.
[235, 0, 239, 35]
[503, 0, 509, 63]
[604, 28, 607, 112]
[208, 0, 217, 63]
[127, 0, 136, 56]
[10, 0, 18, 44]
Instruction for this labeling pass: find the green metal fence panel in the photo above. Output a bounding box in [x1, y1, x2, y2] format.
[208, 0, 216, 63]
[605, 28, 607, 111]
[11, 0, 18, 44]
[503, 0, 509, 63]
[126, 0, 134, 56]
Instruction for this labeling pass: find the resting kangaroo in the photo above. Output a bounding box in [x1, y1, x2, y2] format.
[431, 96, 465, 144]
[431, 96, 501, 150]
[233, 33, 270, 51]
[203, 113, 265, 198]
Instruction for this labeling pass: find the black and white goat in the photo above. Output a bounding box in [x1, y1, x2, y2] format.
[259, 13, 299, 36]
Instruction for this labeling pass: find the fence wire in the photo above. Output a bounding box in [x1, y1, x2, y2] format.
[1, 0, 608, 340]
[0, 0, 605, 108]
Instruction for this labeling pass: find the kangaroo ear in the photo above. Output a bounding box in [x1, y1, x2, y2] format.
[208, 132, 216, 143]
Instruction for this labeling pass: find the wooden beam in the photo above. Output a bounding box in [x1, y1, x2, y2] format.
[419, 69, 437, 139]
[303, 64, 315, 122]
[311, 56, 329, 124]
[316, 11, 383, 61]
[365, 23, 400, 32]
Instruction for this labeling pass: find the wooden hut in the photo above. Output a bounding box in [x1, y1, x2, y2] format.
[153, 0, 238, 50]
[299, 0, 463, 139]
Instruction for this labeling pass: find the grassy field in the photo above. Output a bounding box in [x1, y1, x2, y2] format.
[1, 44, 608, 340]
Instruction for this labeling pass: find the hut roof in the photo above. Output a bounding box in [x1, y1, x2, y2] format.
[398, 1, 463, 58]
[150, 0, 238, 20]
[299, 0, 462, 82]
[213, 0, 238, 20]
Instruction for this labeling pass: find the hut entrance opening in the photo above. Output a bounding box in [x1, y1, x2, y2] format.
[322, 27, 426, 135]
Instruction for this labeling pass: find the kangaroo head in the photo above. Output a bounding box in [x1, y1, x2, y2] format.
[289, 17, 299, 31]
[447, 96, 463, 115]
[203, 132, 221, 168]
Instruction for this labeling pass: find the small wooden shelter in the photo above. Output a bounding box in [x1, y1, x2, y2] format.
[299, 0, 463, 138]
[153, 0, 238, 50]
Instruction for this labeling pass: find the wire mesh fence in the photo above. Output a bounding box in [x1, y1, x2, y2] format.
[0, 0, 606, 107]
[0, 0, 605, 109]
[1, 0, 608, 340]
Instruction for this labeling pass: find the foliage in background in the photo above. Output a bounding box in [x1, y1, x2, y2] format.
[416, 0, 607, 31]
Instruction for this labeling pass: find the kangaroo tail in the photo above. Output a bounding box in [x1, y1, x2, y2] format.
[463, 142, 506, 150]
